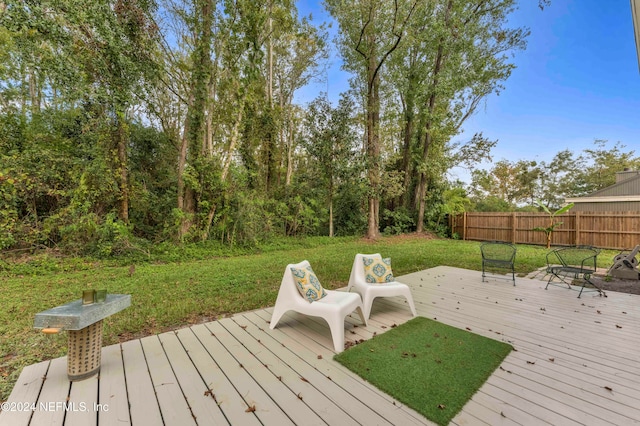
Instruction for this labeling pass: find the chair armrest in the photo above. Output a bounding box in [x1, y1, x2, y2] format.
[546, 249, 560, 267]
[579, 253, 597, 272]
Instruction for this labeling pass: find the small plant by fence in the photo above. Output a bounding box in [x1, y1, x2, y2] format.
[449, 211, 640, 250]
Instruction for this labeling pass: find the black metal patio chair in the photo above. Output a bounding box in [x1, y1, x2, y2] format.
[481, 241, 516, 286]
[545, 246, 606, 298]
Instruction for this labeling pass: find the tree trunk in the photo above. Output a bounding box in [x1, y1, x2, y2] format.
[115, 113, 129, 223]
[415, 0, 451, 233]
[329, 195, 334, 238]
[177, 95, 193, 239]
[416, 132, 430, 233]
[29, 69, 40, 114]
[178, 0, 213, 240]
[401, 85, 415, 209]
[365, 39, 380, 239]
[202, 101, 244, 241]
[285, 115, 295, 186]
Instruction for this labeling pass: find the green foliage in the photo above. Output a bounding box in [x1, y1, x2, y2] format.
[577, 139, 640, 195]
[52, 212, 139, 257]
[473, 196, 513, 212]
[216, 189, 324, 246]
[128, 125, 177, 240]
[4, 0, 611, 255]
[469, 139, 639, 212]
[532, 200, 574, 249]
[332, 180, 368, 236]
[301, 94, 360, 236]
[419, 182, 452, 237]
[442, 187, 473, 215]
[0, 169, 18, 249]
[382, 208, 415, 235]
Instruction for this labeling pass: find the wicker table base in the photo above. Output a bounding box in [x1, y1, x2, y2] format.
[67, 320, 103, 380]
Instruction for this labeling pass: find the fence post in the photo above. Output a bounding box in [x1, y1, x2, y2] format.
[512, 212, 517, 244]
[463, 212, 467, 241]
[574, 212, 580, 246]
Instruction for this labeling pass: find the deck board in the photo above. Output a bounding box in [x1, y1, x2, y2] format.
[65, 374, 98, 426]
[28, 356, 68, 426]
[0, 361, 48, 426]
[2, 265, 640, 426]
[178, 324, 258, 426]
[158, 331, 227, 426]
[121, 339, 163, 426]
[219, 317, 331, 426]
[98, 343, 130, 425]
[141, 334, 197, 425]
[200, 320, 295, 426]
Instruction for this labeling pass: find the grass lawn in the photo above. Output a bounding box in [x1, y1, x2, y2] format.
[0, 235, 617, 402]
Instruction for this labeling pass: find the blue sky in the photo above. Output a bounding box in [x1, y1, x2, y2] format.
[294, 0, 640, 183]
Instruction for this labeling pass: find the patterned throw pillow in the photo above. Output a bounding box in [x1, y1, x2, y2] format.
[290, 264, 327, 302]
[363, 256, 395, 283]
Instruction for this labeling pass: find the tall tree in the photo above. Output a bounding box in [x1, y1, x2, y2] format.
[175, 0, 215, 239]
[578, 139, 640, 194]
[302, 94, 358, 237]
[402, 0, 527, 232]
[537, 150, 581, 210]
[273, 16, 329, 187]
[325, 0, 418, 238]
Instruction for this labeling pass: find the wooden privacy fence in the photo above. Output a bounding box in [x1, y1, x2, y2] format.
[449, 211, 640, 250]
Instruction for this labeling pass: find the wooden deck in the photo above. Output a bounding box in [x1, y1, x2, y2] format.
[2, 266, 639, 426]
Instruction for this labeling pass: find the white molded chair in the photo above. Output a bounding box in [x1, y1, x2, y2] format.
[347, 253, 417, 320]
[270, 260, 367, 353]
